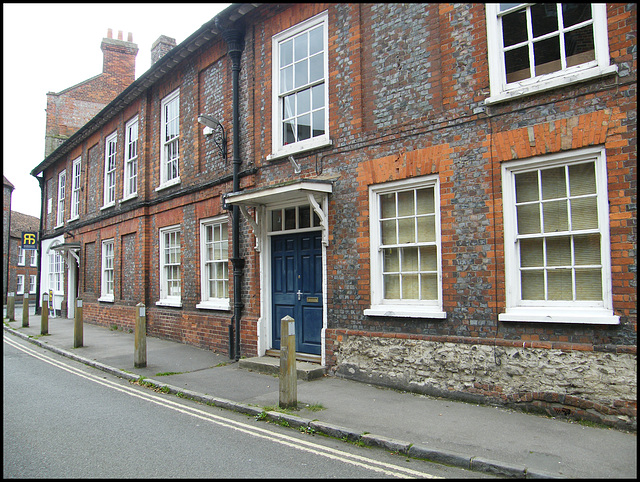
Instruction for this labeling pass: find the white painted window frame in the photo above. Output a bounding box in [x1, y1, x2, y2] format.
[16, 275, 24, 295]
[500, 146, 618, 324]
[269, 11, 331, 160]
[49, 250, 63, 294]
[17, 246, 25, 266]
[157, 89, 181, 190]
[123, 115, 139, 201]
[485, 3, 617, 105]
[102, 132, 117, 209]
[365, 175, 446, 319]
[157, 225, 182, 307]
[99, 239, 115, 302]
[30, 250, 38, 267]
[70, 156, 81, 220]
[56, 170, 66, 228]
[29, 275, 37, 294]
[197, 216, 230, 311]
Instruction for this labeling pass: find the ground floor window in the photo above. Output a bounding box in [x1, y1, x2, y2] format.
[99, 239, 114, 302]
[197, 217, 230, 310]
[158, 225, 181, 307]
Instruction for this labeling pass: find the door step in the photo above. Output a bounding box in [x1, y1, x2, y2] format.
[265, 348, 321, 364]
[238, 354, 326, 381]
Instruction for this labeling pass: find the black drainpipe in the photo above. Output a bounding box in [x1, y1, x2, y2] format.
[220, 24, 245, 361]
[33, 174, 45, 315]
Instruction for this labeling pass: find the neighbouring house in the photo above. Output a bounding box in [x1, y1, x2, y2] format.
[3, 176, 15, 305]
[6, 211, 40, 303]
[30, 4, 636, 429]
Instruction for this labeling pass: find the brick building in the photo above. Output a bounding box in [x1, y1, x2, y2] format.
[30, 4, 636, 429]
[6, 211, 40, 302]
[3, 176, 15, 304]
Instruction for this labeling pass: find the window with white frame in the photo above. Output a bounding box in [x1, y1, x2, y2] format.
[197, 217, 230, 310]
[158, 226, 181, 306]
[103, 132, 117, 207]
[500, 147, 618, 324]
[30, 250, 38, 267]
[70, 156, 81, 219]
[18, 246, 25, 266]
[56, 170, 66, 227]
[270, 11, 330, 159]
[29, 275, 36, 294]
[365, 176, 445, 319]
[49, 250, 63, 293]
[159, 90, 180, 188]
[485, 4, 616, 104]
[123, 116, 139, 199]
[100, 239, 114, 302]
[17, 275, 24, 295]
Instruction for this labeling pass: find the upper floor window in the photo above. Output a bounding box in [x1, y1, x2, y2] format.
[99, 239, 114, 302]
[18, 246, 25, 266]
[365, 176, 445, 319]
[158, 225, 181, 307]
[270, 11, 329, 159]
[70, 156, 81, 219]
[103, 132, 117, 208]
[30, 250, 38, 267]
[56, 170, 66, 227]
[159, 90, 180, 189]
[124, 116, 139, 199]
[485, 4, 616, 104]
[197, 217, 230, 311]
[500, 147, 618, 324]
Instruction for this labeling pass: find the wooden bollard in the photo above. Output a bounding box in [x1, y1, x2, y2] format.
[74, 299, 83, 348]
[134, 303, 147, 368]
[22, 293, 29, 327]
[6, 292, 15, 321]
[41, 293, 49, 335]
[279, 315, 297, 409]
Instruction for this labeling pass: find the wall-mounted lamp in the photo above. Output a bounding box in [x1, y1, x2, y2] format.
[288, 155, 302, 174]
[198, 114, 227, 162]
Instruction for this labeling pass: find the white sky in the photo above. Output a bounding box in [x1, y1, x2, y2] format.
[3, 3, 230, 218]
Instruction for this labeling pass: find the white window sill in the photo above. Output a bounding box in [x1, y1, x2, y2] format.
[98, 295, 114, 303]
[68, 216, 79, 222]
[267, 137, 333, 161]
[100, 202, 116, 211]
[155, 177, 181, 192]
[121, 193, 138, 203]
[196, 300, 231, 311]
[499, 307, 620, 325]
[156, 299, 182, 308]
[55, 223, 64, 229]
[485, 64, 618, 105]
[365, 305, 447, 319]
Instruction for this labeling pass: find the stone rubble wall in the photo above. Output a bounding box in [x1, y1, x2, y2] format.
[333, 335, 637, 430]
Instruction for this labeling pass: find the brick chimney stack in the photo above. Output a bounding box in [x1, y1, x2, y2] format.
[151, 35, 177, 65]
[101, 28, 138, 85]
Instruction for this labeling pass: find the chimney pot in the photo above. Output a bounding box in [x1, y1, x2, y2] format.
[128, 32, 133, 42]
[107, 28, 113, 39]
[118, 30, 123, 40]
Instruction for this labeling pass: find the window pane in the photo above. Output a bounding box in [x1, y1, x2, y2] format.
[548, 269, 572, 300]
[515, 171, 539, 202]
[384, 274, 400, 298]
[565, 26, 595, 67]
[397, 218, 415, 243]
[505, 45, 530, 82]
[380, 193, 396, 218]
[531, 3, 558, 38]
[311, 83, 324, 110]
[281, 65, 293, 93]
[420, 274, 438, 300]
[562, 3, 591, 28]
[420, 246, 437, 271]
[401, 247, 419, 271]
[517, 204, 541, 234]
[569, 162, 596, 196]
[417, 216, 436, 243]
[294, 32, 307, 61]
[285, 208, 296, 230]
[546, 236, 571, 266]
[283, 121, 295, 145]
[397, 191, 414, 216]
[272, 209, 283, 231]
[297, 89, 310, 115]
[502, 9, 527, 46]
[574, 234, 600, 265]
[294, 59, 308, 88]
[280, 39, 293, 67]
[543, 200, 568, 232]
[284, 95, 295, 119]
[541, 167, 566, 199]
[312, 110, 325, 137]
[383, 248, 399, 272]
[534, 36, 561, 76]
[402, 274, 419, 299]
[309, 25, 323, 55]
[381, 220, 396, 244]
[521, 270, 545, 300]
[297, 113, 311, 141]
[520, 238, 543, 267]
[571, 197, 598, 230]
[299, 205, 311, 229]
[309, 53, 324, 83]
[416, 188, 435, 214]
[575, 269, 602, 300]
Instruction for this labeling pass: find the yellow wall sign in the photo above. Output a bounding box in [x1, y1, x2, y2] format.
[21, 232, 38, 250]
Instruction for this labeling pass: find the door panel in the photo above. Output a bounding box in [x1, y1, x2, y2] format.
[272, 232, 323, 355]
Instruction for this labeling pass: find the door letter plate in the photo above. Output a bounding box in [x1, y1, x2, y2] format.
[306, 297, 319, 303]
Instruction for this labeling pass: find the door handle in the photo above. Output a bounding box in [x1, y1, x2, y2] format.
[296, 290, 302, 300]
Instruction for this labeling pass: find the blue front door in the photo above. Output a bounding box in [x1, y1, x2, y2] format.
[271, 232, 323, 355]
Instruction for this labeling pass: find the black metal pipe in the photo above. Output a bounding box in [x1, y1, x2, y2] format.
[221, 26, 245, 361]
[33, 174, 45, 315]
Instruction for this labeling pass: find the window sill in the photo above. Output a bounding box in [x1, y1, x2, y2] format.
[156, 299, 182, 308]
[485, 64, 618, 105]
[100, 202, 116, 211]
[155, 177, 181, 192]
[267, 138, 333, 162]
[196, 300, 231, 311]
[121, 193, 138, 203]
[499, 307, 620, 325]
[98, 295, 114, 303]
[365, 305, 447, 319]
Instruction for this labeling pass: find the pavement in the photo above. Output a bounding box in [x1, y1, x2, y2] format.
[3, 308, 637, 479]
